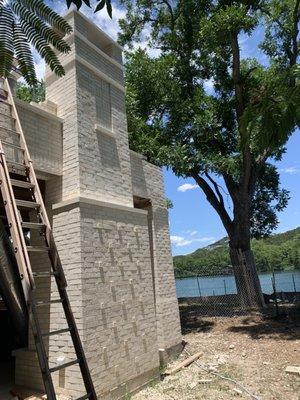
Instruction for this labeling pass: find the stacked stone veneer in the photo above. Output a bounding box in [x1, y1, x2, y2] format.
[10, 9, 181, 399]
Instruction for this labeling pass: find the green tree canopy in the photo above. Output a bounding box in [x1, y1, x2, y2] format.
[120, 0, 300, 305]
[174, 228, 300, 278]
[16, 80, 45, 103]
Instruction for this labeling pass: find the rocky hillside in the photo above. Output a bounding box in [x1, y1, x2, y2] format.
[173, 227, 300, 278]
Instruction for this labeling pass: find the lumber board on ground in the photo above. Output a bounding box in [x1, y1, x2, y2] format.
[164, 351, 203, 375]
[285, 366, 300, 376]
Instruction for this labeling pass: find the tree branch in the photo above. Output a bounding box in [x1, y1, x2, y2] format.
[230, 32, 244, 119]
[191, 172, 233, 235]
[204, 172, 225, 207]
[230, 32, 252, 194]
[160, 0, 175, 30]
[260, 6, 286, 32]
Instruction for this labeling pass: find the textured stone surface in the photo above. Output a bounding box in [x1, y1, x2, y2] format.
[5, 9, 182, 399]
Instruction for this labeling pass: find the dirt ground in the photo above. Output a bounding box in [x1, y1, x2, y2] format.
[133, 306, 300, 400]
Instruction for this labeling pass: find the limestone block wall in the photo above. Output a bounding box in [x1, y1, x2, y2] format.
[73, 34, 124, 85]
[16, 100, 63, 176]
[130, 153, 182, 352]
[130, 151, 148, 199]
[45, 66, 80, 200]
[46, 11, 133, 208]
[49, 205, 83, 396]
[76, 63, 133, 207]
[50, 199, 159, 399]
[10, 9, 181, 397]
[69, 12, 123, 64]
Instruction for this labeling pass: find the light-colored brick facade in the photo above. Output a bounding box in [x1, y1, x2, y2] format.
[2, 10, 182, 399]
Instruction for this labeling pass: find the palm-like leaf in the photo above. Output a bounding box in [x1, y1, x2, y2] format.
[20, 0, 72, 34]
[12, 1, 71, 53]
[0, 6, 14, 78]
[13, 24, 36, 84]
[20, 20, 65, 78]
[0, 0, 72, 85]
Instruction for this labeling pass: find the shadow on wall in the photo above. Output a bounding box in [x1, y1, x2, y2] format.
[97, 133, 121, 170]
[130, 154, 148, 198]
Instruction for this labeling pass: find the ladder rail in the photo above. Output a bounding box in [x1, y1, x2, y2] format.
[3, 79, 97, 400]
[0, 141, 33, 300]
[0, 141, 57, 399]
[4, 79, 67, 284]
[4, 80, 51, 228]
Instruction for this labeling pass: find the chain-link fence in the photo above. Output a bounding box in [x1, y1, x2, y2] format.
[176, 270, 300, 320]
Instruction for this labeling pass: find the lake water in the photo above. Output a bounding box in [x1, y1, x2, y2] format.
[175, 270, 300, 298]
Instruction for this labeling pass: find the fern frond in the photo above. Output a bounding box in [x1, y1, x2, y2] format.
[13, 23, 37, 85]
[20, 20, 65, 77]
[12, 1, 71, 54]
[16, 0, 72, 35]
[0, 5, 14, 78]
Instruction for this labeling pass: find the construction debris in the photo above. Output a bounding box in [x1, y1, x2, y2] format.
[285, 366, 300, 376]
[164, 351, 203, 375]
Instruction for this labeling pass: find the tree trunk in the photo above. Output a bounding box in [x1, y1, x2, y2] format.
[230, 247, 265, 309]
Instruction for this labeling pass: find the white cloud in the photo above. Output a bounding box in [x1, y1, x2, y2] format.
[171, 235, 193, 247]
[189, 230, 198, 236]
[171, 235, 215, 248]
[80, 3, 126, 42]
[279, 167, 300, 175]
[177, 183, 198, 192]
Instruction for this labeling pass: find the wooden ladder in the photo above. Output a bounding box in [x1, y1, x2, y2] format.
[0, 78, 97, 400]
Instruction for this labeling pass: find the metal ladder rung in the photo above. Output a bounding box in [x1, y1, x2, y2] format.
[0, 111, 15, 119]
[0, 125, 20, 137]
[49, 358, 80, 373]
[7, 161, 28, 171]
[74, 394, 91, 400]
[21, 222, 45, 230]
[15, 199, 40, 209]
[2, 141, 24, 151]
[0, 126, 20, 135]
[32, 271, 56, 278]
[35, 299, 63, 307]
[11, 179, 35, 189]
[27, 245, 50, 252]
[41, 327, 71, 337]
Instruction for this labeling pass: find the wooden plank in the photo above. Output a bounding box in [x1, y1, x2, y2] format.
[285, 366, 300, 376]
[164, 351, 203, 375]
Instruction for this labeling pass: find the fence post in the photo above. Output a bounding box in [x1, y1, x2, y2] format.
[272, 270, 279, 318]
[212, 290, 217, 315]
[223, 279, 227, 295]
[197, 276, 202, 297]
[292, 274, 297, 294]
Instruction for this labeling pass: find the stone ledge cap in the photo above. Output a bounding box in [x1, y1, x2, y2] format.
[53, 196, 148, 215]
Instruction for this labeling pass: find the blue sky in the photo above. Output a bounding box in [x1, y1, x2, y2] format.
[166, 130, 300, 256]
[42, 1, 300, 256]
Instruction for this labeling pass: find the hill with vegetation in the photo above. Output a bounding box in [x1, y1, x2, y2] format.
[173, 228, 300, 278]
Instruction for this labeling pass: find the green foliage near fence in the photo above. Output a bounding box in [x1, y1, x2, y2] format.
[174, 227, 300, 278]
